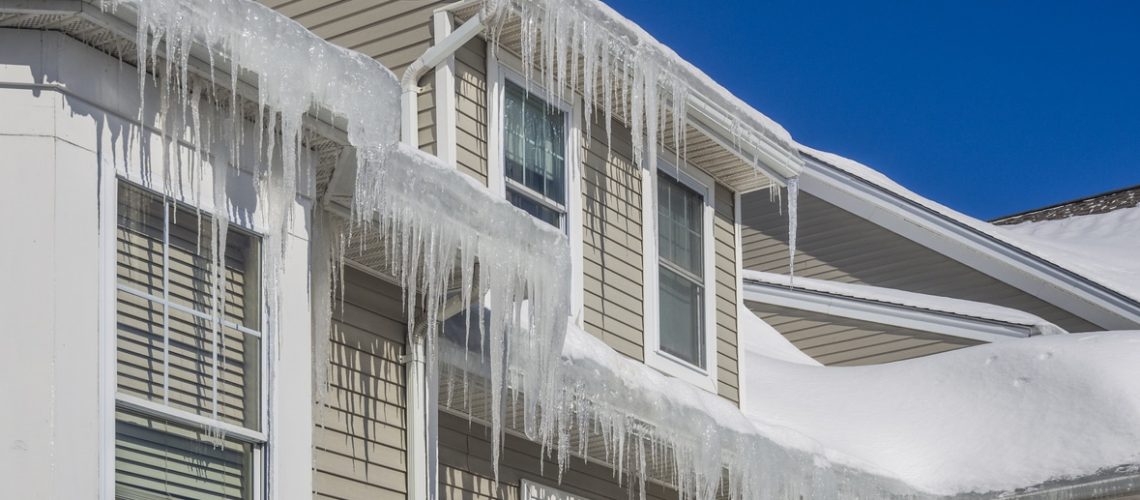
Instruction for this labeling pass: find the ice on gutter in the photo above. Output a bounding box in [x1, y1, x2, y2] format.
[743, 270, 1068, 338]
[100, 0, 570, 483]
[441, 320, 923, 499]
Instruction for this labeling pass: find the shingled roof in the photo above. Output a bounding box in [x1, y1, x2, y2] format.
[992, 184, 1140, 225]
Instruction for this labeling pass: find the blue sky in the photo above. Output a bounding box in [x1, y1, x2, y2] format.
[604, 0, 1140, 220]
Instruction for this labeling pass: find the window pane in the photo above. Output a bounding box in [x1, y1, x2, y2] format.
[116, 182, 262, 431]
[658, 266, 704, 368]
[116, 410, 254, 500]
[504, 81, 566, 207]
[507, 188, 563, 228]
[657, 173, 703, 276]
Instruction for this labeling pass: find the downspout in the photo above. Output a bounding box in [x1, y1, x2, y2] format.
[400, 10, 484, 500]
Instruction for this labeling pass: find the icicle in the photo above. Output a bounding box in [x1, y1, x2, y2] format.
[786, 176, 799, 286]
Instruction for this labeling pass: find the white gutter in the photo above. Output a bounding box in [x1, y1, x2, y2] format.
[400, 12, 484, 147]
[398, 11, 484, 500]
[742, 278, 1039, 344]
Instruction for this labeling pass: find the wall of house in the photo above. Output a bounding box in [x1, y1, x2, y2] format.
[713, 183, 740, 402]
[0, 29, 315, 499]
[313, 267, 408, 499]
[741, 190, 1100, 335]
[455, 35, 490, 185]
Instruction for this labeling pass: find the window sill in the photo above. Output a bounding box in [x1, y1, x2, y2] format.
[645, 349, 718, 394]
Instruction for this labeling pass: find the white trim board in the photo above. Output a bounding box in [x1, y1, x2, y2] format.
[741, 278, 1035, 344]
[799, 152, 1140, 330]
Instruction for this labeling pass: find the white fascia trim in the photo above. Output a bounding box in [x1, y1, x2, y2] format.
[644, 156, 719, 394]
[742, 279, 1033, 344]
[800, 154, 1140, 330]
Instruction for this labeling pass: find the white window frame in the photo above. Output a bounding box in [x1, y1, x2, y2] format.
[109, 179, 268, 498]
[521, 479, 595, 500]
[487, 48, 585, 320]
[643, 156, 719, 393]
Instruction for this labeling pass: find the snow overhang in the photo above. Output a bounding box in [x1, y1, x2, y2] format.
[444, 0, 804, 194]
[741, 272, 1061, 344]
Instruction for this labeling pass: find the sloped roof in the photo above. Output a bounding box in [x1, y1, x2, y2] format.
[991, 184, 1140, 225]
[795, 145, 1140, 322]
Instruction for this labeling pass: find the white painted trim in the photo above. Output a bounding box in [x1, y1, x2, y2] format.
[433, 10, 457, 165]
[732, 190, 747, 409]
[643, 156, 719, 393]
[741, 278, 1034, 343]
[98, 163, 118, 500]
[488, 50, 585, 319]
[117, 394, 268, 444]
[520, 479, 594, 500]
[800, 154, 1140, 330]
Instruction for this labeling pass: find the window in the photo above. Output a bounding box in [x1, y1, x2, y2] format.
[656, 172, 706, 368]
[503, 79, 567, 228]
[114, 182, 264, 499]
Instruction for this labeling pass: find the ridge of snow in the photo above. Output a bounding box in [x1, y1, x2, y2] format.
[798, 144, 1140, 306]
[742, 330, 1140, 495]
[999, 206, 1140, 305]
[743, 269, 1067, 336]
[739, 307, 821, 366]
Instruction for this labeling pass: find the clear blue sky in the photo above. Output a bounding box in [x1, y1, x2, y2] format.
[604, 0, 1140, 220]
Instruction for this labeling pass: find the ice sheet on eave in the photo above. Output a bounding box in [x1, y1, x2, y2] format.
[742, 269, 1067, 336]
[798, 144, 1140, 305]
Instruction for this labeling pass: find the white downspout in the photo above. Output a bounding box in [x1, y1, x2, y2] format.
[400, 10, 485, 500]
[400, 12, 484, 147]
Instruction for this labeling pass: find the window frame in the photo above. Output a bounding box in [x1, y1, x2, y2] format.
[495, 67, 573, 231]
[110, 178, 268, 499]
[644, 157, 719, 393]
[487, 48, 585, 320]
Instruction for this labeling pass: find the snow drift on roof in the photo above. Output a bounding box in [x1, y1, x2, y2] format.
[742, 329, 1140, 495]
[743, 269, 1067, 336]
[999, 206, 1140, 304]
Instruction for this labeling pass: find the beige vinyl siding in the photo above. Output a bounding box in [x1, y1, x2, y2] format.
[438, 412, 677, 500]
[712, 182, 739, 404]
[265, 0, 446, 154]
[313, 267, 408, 500]
[747, 302, 982, 366]
[455, 35, 489, 185]
[741, 190, 1099, 333]
[581, 117, 645, 361]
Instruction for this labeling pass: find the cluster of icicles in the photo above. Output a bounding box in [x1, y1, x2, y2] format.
[101, 0, 820, 498]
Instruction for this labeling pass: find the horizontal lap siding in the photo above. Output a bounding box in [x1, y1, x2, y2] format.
[314, 267, 408, 500]
[740, 190, 1099, 336]
[438, 412, 677, 500]
[266, 0, 444, 154]
[747, 301, 982, 366]
[713, 183, 739, 404]
[455, 36, 489, 185]
[582, 117, 645, 361]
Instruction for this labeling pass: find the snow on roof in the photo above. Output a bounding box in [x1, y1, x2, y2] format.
[739, 306, 821, 366]
[798, 144, 1140, 306]
[998, 206, 1140, 306]
[741, 329, 1140, 496]
[743, 269, 1067, 336]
